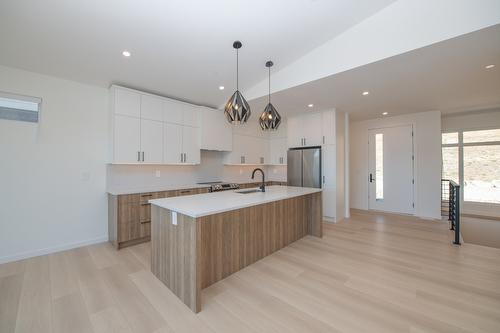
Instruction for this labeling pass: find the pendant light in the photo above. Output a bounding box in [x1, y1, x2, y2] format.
[224, 41, 251, 124]
[259, 60, 281, 130]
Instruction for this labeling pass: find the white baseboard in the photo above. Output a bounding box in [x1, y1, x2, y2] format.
[323, 216, 336, 223]
[0, 235, 108, 265]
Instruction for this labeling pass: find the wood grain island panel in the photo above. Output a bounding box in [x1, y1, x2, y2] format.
[150, 190, 322, 313]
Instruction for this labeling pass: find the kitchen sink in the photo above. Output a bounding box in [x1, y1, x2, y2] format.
[235, 188, 263, 194]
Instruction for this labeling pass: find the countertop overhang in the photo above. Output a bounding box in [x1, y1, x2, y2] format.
[149, 185, 322, 218]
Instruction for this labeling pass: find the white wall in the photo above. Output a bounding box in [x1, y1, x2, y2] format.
[0, 65, 109, 264]
[350, 110, 442, 219]
[442, 109, 500, 217]
[335, 110, 346, 221]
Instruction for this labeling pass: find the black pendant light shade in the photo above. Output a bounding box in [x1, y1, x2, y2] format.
[224, 41, 251, 124]
[259, 61, 281, 130]
[224, 90, 251, 123]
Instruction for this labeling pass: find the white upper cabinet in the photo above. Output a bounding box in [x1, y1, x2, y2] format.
[163, 99, 183, 125]
[114, 88, 141, 118]
[269, 137, 287, 165]
[182, 126, 201, 164]
[182, 104, 200, 127]
[287, 113, 322, 148]
[163, 123, 183, 164]
[113, 115, 141, 163]
[110, 85, 202, 165]
[321, 110, 335, 145]
[140, 95, 163, 122]
[200, 107, 232, 151]
[287, 117, 303, 148]
[140, 119, 163, 163]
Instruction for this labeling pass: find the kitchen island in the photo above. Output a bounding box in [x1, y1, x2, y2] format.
[149, 185, 322, 312]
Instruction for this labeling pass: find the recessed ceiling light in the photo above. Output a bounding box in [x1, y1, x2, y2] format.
[308, 104, 314, 108]
[219, 86, 225, 90]
[362, 91, 370, 96]
[382, 112, 388, 115]
[485, 64, 495, 69]
[122, 50, 131, 57]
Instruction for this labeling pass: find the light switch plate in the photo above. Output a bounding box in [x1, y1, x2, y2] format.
[171, 211, 177, 225]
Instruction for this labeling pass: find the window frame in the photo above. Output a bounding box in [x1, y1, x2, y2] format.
[0, 91, 42, 124]
[442, 126, 500, 205]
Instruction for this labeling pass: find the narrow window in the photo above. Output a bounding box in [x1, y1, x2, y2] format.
[442, 132, 458, 144]
[442, 146, 459, 183]
[0, 92, 41, 123]
[463, 145, 500, 204]
[375, 133, 384, 200]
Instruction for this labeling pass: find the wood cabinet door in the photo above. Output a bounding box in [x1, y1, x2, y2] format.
[164, 123, 183, 164]
[182, 126, 200, 164]
[117, 195, 141, 243]
[114, 115, 141, 163]
[114, 88, 141, 118]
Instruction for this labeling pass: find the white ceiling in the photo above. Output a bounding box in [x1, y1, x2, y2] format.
[249, 24, 500, 121]
[0, 0, 396, 107]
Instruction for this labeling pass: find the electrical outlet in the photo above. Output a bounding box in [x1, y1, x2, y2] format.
[171, 211, 177, 225]
[155, 170, 161, 178]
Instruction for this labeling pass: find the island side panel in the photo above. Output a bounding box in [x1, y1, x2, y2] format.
[199, 192, 322, 289]
[308, 192, 323, 237]
[151, 205, 201, 313]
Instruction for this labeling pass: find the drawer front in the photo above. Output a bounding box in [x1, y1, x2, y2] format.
[117, 200, 141, 243]
[176, 188, 196, 196]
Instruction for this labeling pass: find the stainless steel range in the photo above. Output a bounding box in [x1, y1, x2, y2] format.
[208, 183, 240, 192]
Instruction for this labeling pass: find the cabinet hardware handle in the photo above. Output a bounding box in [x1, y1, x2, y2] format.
[140, 203, 151, 206]
[323, 176, 325, 183]
[137, 151, 140, 162]
[184, 153, 187, 162]
[140, 220, 151, 224]
[323, 136, 325, 144]
[180, 190, 191, 194]
[140, 194, 153, 197]
[142, 151, 145, 161]
[180, 153, 183, 163]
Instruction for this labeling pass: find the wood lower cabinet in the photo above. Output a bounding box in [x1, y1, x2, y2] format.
[108, 183, 283, 249]
[109, 187, 206, 249]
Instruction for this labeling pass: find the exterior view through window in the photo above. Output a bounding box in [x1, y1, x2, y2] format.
[442, 128, 500, 204]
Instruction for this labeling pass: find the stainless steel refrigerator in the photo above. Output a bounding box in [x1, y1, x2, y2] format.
[287, 147, 321, 188]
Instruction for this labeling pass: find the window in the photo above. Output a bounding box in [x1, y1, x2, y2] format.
[0, 92, 41, 123]
[442, 129, 500, 204]
[375, 133, 384, 200]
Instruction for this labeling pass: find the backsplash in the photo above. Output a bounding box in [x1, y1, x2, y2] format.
[107, 150, 286, 191]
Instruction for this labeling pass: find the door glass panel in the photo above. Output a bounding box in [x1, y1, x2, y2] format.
[442, 146, 459, 183]
[442, 132, 459, 144]
[463, 145, 500, 203]
[375, 133, 384, 200]
[463, 129, 500, 143]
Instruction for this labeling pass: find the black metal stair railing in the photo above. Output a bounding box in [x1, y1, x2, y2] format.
[442, 179, 461, 245]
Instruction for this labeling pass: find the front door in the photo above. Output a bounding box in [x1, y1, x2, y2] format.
[368, 125, 414, 214]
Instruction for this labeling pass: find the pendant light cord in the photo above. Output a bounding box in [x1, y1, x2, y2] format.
[268, 66, 271, 104]
[236, 48, 239, 91]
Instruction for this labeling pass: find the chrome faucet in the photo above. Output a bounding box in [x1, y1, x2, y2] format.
[251, 168, 265, 192]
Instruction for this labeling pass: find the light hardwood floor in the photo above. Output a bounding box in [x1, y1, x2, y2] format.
[1, 210, 500, 333]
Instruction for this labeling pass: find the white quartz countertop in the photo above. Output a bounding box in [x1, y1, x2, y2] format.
[149, 185, 322, 218]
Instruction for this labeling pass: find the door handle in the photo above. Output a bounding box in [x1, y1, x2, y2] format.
[137, 151, 140, 162]
[369, 173, 374, 182]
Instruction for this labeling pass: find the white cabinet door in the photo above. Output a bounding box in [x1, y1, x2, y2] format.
[141, 95, 163, 121]
[182, 104, 200, 127]
[140, 119, 163, 163]
[270, 137, 287, 165]
[163, 99, 183, 125]
[182, 126, 200, 164]
[225, 134, 245, 164]
[322, 110, 335, 145]
[200, 107, 232, 151]
[164, 123, 183, 164]
[114, 115, 141, 163]
[254, 137, 269, 165]
[322, 144, 336, 219]
[303, 113, 323, 147]
[286, 116, 302, 148]
[114, 88, 141, 118]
